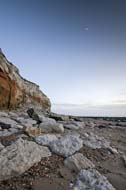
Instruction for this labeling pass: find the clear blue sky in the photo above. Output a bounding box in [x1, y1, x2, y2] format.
[0, 0, 126, 116]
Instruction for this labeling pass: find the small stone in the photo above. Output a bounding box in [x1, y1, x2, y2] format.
[108, 147, 118, 154]
[122, 155, 126, 167]
[0, 143, 4, 151]
[38, 115, 46, 122]
[24, 126, 42, 137]
[64, 124, 80, 130]
[15, 124, 24, 129]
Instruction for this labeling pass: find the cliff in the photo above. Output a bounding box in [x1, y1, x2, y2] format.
[0, 49, 51, 111]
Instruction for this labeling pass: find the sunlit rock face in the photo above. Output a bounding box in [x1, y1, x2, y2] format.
[0, 50, 51, 111]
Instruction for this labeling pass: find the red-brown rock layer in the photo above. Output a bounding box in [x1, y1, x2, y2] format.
[0, 50, 51, 111]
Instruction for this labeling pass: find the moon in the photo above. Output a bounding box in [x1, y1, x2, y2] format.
[84, 27, 89, 31]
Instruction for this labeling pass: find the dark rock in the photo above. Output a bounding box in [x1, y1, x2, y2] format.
[27, 108, 41, 124]
[0, 122, 11, 129]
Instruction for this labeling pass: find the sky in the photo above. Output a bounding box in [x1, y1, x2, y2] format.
[0, 0, 126, 116]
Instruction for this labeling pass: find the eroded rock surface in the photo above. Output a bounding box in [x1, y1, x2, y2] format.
[82, 132, 110, 149]
[49, 135, 83, 158]
[72, 169, 116, 190]
[0, 138, 51, 181]
[64, 153, 95, 172]
[35, 134, 59, 146]
[0, 51, 51, 111]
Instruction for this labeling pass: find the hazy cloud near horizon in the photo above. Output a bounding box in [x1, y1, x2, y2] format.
[52, 102, 126, 117]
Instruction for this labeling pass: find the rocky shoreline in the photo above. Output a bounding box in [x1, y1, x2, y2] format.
[0, 109, 126, 190]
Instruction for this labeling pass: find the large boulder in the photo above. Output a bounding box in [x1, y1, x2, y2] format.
[72, 169, 116, 190]
[0, 50, 51, 111]
[82, 132, 110, 149]
[0, 138, 51, 181]
[64, 153, 95, 172]
[49, 135, 83, 157]
[36, 134, 83, 158]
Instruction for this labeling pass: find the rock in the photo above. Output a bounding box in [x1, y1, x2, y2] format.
[38, 114, 46, 122]
[88, 121, 95, 128]
[69, 116, 83, 122]
[72, 169, 116, 190]
[0, 112, 8, 117]
[8, 112, 18, 118]
[39, 118, 64, 133]
[0, 134, 17, 146]
[64, 124, 80, 130]
[8, 128, 19, 133]
[0, 143, 4, 151]
[96, 124, 107, 128]
[64, 153, 95, 172]
[63, 121, 84, 130]
[18, 112, 29, 118]
[0, 138, 51, 181]
[43, 117, 57, 124]
[58, 166, 73, 180]
[122, 155, 126, 167]
[0, 129, 13, 137]
[108, 147, 118, 154]
[17, 118, 37, 126]
[0, 50, 51, 111]
[0, 117, 18, 128]
[0, 121, 11, 129]
[35, 134, 59, 146]
[49, 135, 83, 157]
[27, 108, 40, 122]
[27, 108, 35, 117]
[84, 121, 95, 128]
[15, 124, 24, 129]
[49, 112, 69, 121]
[82, 132, 110, 149]
[73, 121, 85, 128]
[21, 119, 37, 126]
[24, 126, 42, 137]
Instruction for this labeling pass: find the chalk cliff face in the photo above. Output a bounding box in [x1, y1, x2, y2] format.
[0, 50, 51, 111]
